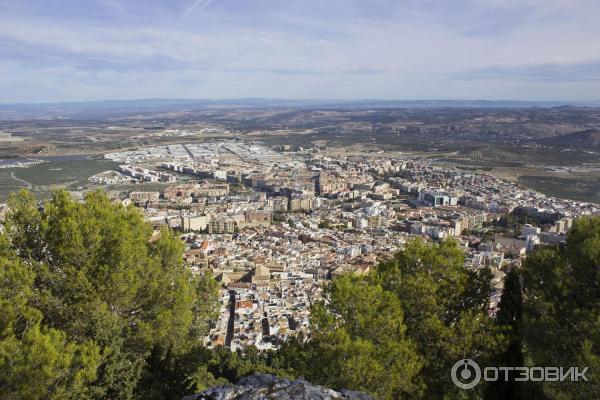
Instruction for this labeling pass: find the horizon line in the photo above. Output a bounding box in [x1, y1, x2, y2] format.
[1, 97, 600, 106]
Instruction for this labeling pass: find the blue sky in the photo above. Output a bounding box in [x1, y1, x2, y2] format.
[0, 0, 599, 102]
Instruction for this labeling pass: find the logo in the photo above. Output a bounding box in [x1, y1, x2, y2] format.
[451, 359, 481, 390]
[451, 359, 589, 389]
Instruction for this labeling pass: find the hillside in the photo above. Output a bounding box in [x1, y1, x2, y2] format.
[541, 129, 600, 151]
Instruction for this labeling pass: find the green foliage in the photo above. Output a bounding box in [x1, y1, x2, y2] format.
[376, 240, 503, 399]
[486, 268, 546, 400]
[1, 189, 220, 400]
[276, 239, 504, 399]
[272, 211, 287, 222]
[134, 339, 282, 399]
[481, 212, 542, 238]
[0, 234, 100, 400]
[318, 219, 331, 229]
[522, 216, 600, 399]
[4, 188, 598, 400]
[280, 275, 423, 399]
[200, 345, 281, 385]
[497, 213, 542, 229]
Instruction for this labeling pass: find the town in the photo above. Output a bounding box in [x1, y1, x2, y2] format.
[86, 139, 600, 351]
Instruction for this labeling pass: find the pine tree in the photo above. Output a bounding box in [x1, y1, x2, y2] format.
[278, 274, 424, 399]
[0, 234, 100, 400]
[486, 268, 529, 399]
[376, 239, 505, 399]
[521, 216, 600, 399]
[2, 189, 220, 400]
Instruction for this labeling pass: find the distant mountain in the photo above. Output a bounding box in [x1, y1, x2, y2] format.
[541, 129, 600, 151]
[1, 98, 599, 120]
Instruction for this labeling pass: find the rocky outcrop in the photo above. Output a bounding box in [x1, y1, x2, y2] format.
[183, 374, 373, 400]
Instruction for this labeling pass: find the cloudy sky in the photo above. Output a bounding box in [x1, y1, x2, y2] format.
[1, 0, 599, 102]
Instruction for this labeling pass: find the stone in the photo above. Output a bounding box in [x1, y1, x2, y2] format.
[182, 373, 373, 400]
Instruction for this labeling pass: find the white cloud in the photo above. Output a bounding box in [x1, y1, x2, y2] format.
[0, 0, 599, 101]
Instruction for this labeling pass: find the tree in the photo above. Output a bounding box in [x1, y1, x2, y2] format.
[486, 268, 544, 400]
[0, 234, 100, 400]
[376, 239, 504, 399]
[277, 275, 423, 399]
[2, 189, 219, 400]
[521, 216, 600, 399]
[276, 239, 506, 399]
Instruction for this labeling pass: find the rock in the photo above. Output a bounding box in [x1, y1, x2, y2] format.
[182, 373, 373, 400]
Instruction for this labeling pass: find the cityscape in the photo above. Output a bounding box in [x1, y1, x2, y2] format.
[2, 0, 600, 399]
[68, 138, 598, 351]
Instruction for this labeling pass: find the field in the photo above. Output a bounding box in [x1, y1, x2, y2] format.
[517, 175, 600, 203]
[0, 157, 119, 201]
[0, 171, 32, 200]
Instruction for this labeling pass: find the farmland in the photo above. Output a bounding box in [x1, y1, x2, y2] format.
[517, 175, 600, 203]
[0, 156, 119, 201]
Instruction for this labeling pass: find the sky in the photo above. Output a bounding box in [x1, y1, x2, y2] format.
[0, 0, 600, 102]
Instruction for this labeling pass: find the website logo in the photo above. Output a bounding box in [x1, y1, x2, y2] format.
[451, 359, 589, 389]
[451, 359, 482, 389]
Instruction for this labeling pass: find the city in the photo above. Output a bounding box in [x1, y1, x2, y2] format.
[2, 0, 600, 398]
[76, 139, 599, 351]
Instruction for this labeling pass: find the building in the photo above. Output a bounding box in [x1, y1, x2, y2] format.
[493, 237, 527, 257]
[353, 217, 368, 229]
[209, 216, 236, 234]
[118, 165, 175, 182]
[289, 194, 314, 212]
[420, 191, 459, 207]
[164, 185, 194, 202]
[243, 211, 273, 227]
[521, 224, 541, 238]
[181, 215, 210, 232]
[268, 196, 289, 212]
[316, 173, 347, 196]
[194, 183, 230, 197]
[129, 191, 159, 203]
[549, 218, 573, 234]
